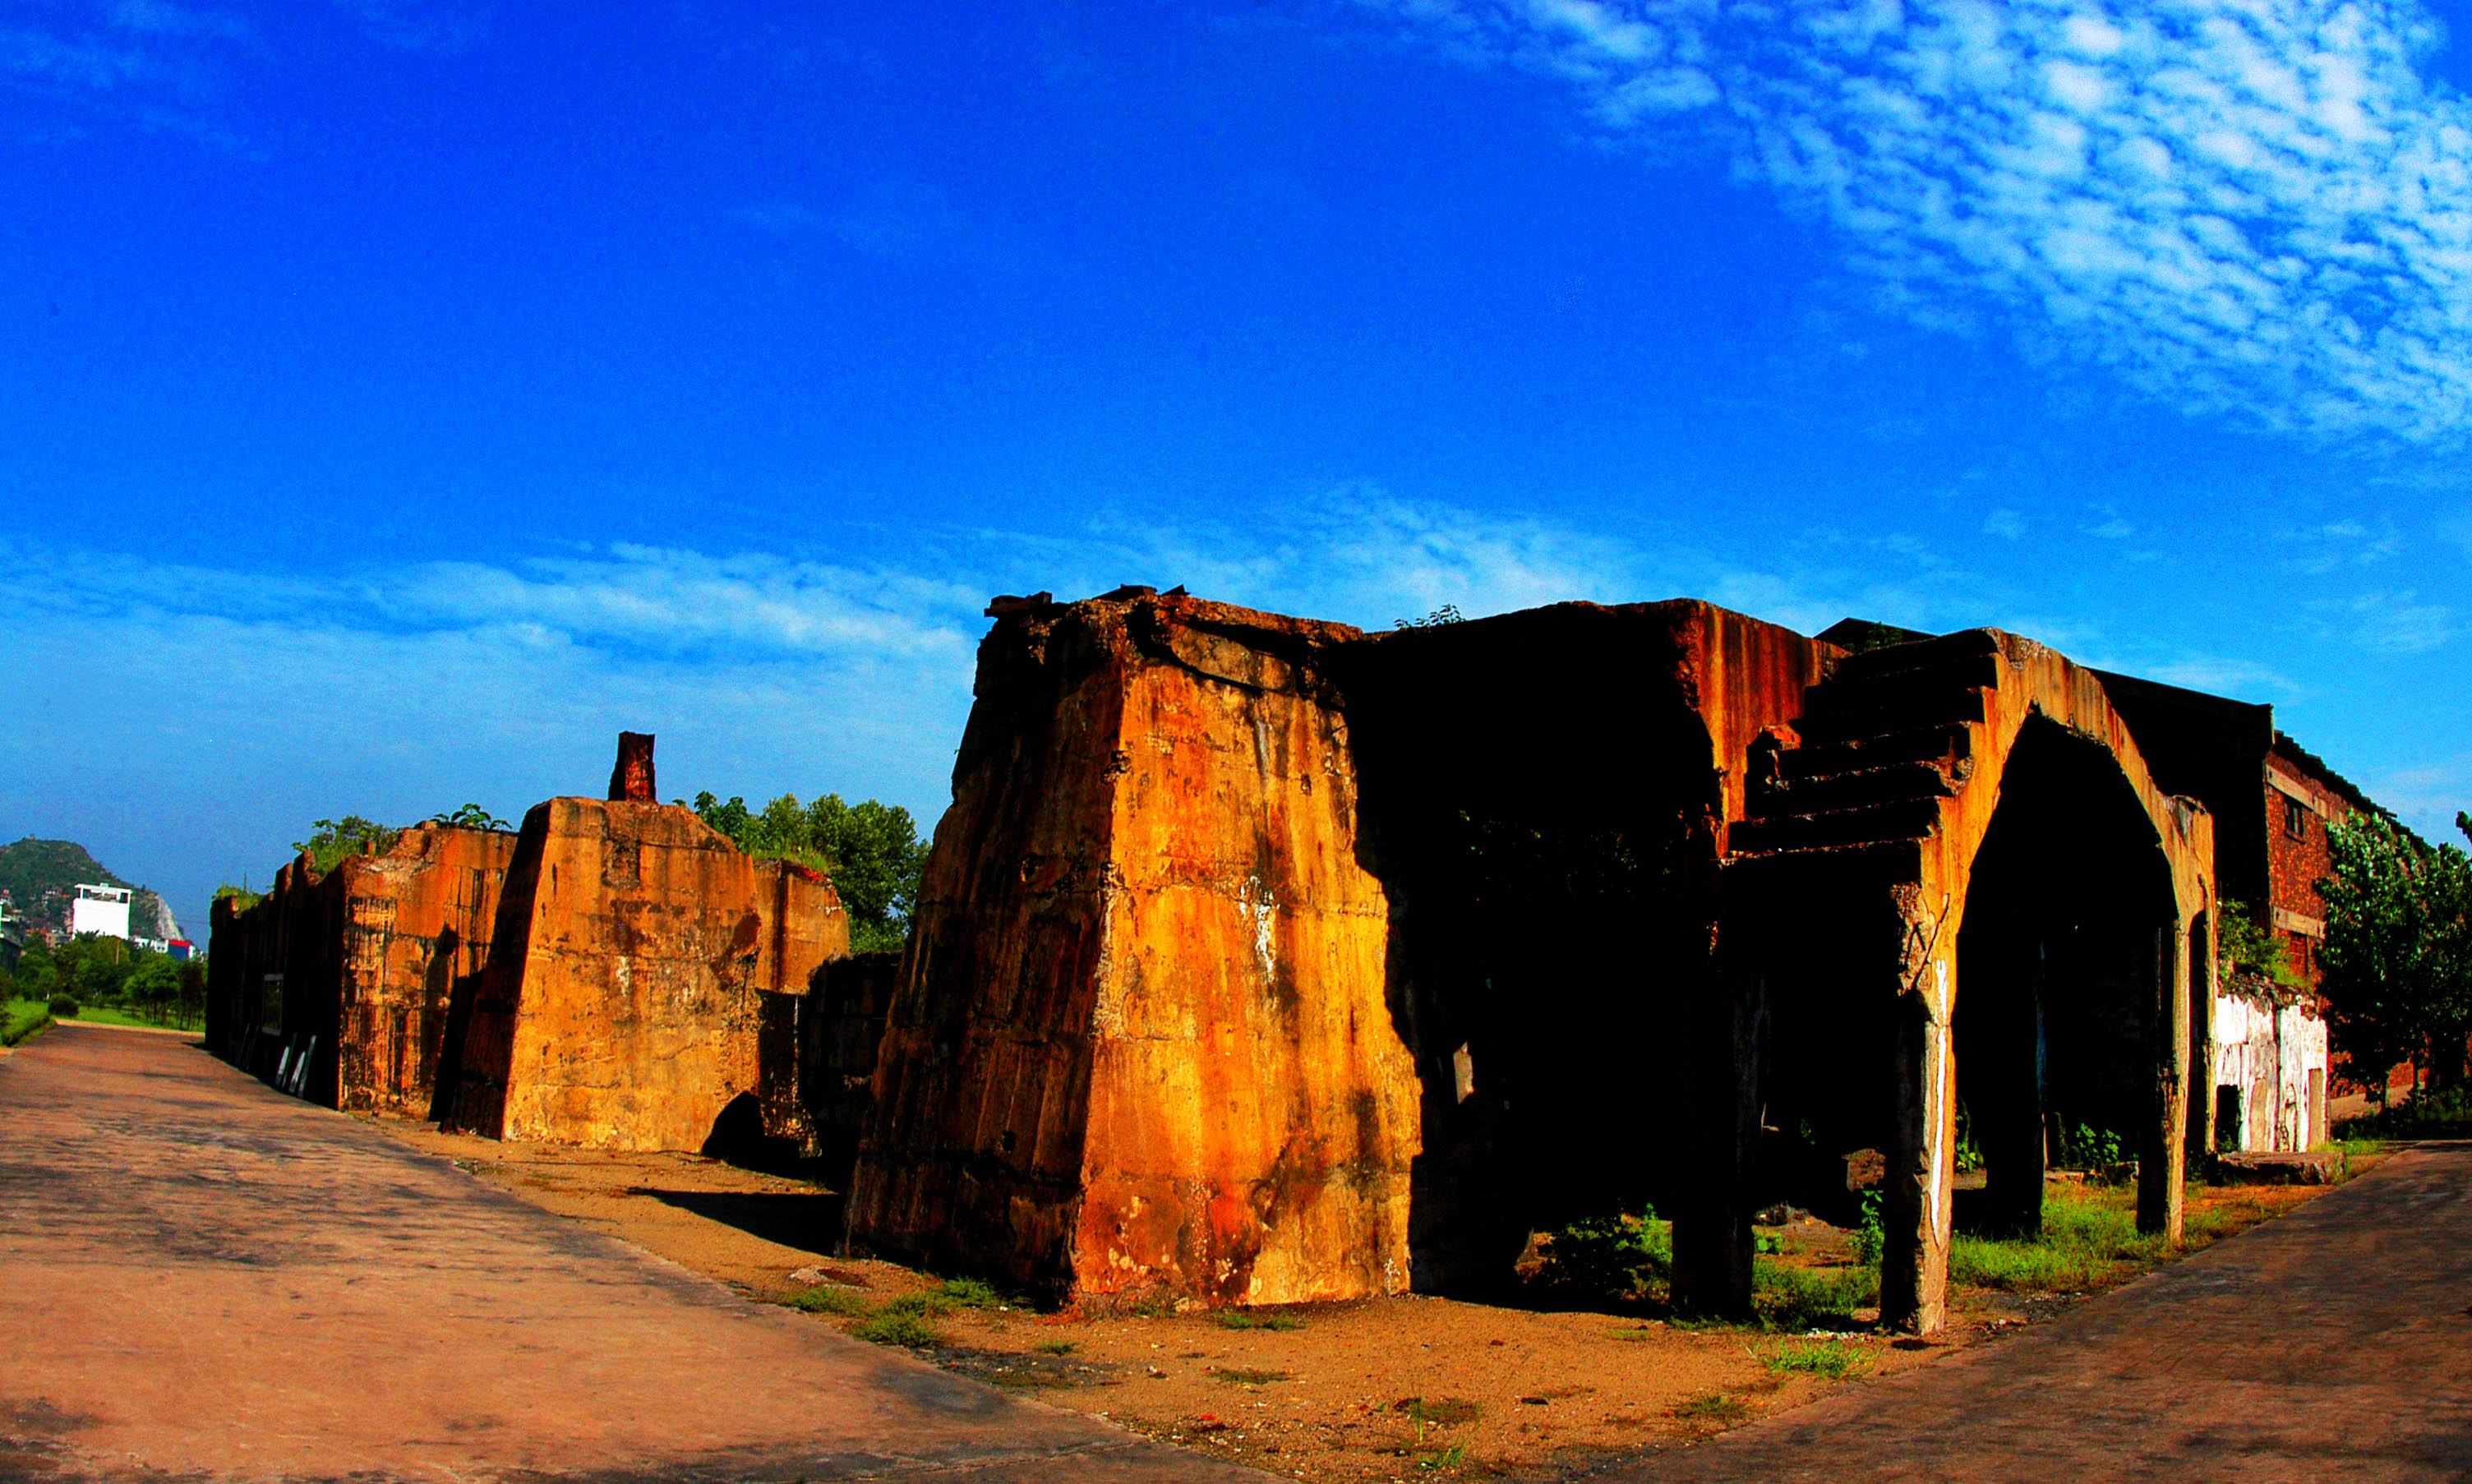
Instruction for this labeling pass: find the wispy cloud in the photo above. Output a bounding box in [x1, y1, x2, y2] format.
[1365, 0, 2472, 442]
[2348, 588, 2452, 652]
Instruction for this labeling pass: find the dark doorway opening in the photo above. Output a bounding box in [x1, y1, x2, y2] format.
[1951, 717, 2177, 1237]
[1344, 610, 1727, 1294]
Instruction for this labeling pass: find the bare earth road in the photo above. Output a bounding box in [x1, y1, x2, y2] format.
[0, 1025, 1258, 1483]
[1616, 1141, 2472, 1482]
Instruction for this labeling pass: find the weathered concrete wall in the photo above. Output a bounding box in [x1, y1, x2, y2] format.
[1732, 629, 2216, 1331]
[440, 798, 849, 1153]
[849, 594, 1421, 1307]
[2212, 984, 2330, 1152]
[205, 826, 517, 1113]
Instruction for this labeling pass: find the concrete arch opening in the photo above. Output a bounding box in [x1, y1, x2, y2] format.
[1951, 715, 2182, 1240]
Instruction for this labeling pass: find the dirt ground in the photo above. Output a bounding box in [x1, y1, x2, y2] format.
[374, 1117, 2350, 1482]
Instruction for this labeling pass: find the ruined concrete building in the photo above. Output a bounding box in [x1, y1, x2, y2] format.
[210, 735, 851, 1155]
[2095, 675, 2374, 1153]
[205, 823, 517, 1112]
[845, 589, 2230, 1334]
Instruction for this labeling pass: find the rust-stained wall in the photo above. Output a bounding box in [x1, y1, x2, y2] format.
[848, 595, 1422, 1307]
[205, 826, 517, 1113]
[438, 798, 849, 1153]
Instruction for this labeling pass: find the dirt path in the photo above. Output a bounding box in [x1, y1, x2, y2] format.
[0, 1025, 1258, 1482]
[1616, 1141, 2472, 1481]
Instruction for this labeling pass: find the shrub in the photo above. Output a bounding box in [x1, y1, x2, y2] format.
[48, 994, 78, 1017]
[1540, 1208, 1672, 1304]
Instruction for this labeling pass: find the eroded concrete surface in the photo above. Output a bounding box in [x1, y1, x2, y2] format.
[0, 1025, 1258, 1483]
[1626, 1143, 2472, 1482]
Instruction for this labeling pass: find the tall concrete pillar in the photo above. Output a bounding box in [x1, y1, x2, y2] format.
[2139, 916, 2189, 1240]
[1881, 947, 1954, 1334]
[1670, 960, 1764, 1320]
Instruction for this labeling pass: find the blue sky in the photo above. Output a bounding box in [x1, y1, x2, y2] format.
[5, 0, 2470, 933]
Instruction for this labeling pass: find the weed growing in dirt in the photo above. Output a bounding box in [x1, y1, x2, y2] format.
[1206, 1366, 1292, 1385]
[935, 1277, 1019, 1310]
[1848, 1190, 1885, 1265]
[1415, 1439, 1469, 1470]
[1671, 1393, 1749, 1424]
[786, 1284, 873, 1316]
[849, 1312, 946, 1348]
[1215, 1311, 1304, 1331]
[1034, 1339, 1077, 1355]
[1760, 1339, 1874, 1381]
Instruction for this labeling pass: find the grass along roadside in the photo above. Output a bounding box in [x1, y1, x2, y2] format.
[8, 998, 203, 1033]
[2, 1000, 52, 1047]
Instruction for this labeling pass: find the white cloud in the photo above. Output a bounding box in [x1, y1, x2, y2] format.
[1365, 0, 2472, 441]
[2350, 588, 2452, 651]
[1982, 507, 2029, 538]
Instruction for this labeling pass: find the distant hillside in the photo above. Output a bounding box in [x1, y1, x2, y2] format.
[0, 838, 180, 941]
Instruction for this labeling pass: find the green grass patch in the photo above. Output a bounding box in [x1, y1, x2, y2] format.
[785, 1284, 874, 1316]
[1215, 1311, 1304, 1331]
[931, 1276, 1025, 1309]
[1760, 1339, 1873, 1381]
[1948, 1183, 2162, 1293]
[1206, 1366, 1292, 1385]
[1034, 1339, 1077, 1355]
[16, 999, 203, 1032]
[1, 1000, 53, 1048]
[1752, 1259, 1879, 1330]
[848, 1312, 946, 1348]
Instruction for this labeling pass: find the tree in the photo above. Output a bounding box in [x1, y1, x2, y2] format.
[687, 790, 927, 954]
[427, 804, 511, 831]
[2318, 814, 2472, 1103]
[291, 817, 402, 875]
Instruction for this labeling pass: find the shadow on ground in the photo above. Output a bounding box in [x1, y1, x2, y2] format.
[634, 1188, 845, 1257]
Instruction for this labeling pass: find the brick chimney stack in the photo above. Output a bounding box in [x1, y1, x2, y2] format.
[609, 731, 657, 803]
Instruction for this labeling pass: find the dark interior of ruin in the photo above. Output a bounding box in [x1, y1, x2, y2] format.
[1340, 609, 1727, 1294]
[1948, 717, 2174, 1237]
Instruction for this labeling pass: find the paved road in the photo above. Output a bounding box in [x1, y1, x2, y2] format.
[0, 1025, 1257, 1483]
[1621, 1141, 2472, 1482]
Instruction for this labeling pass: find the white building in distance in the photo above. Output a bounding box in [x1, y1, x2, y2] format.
[71, 884, 131, 940]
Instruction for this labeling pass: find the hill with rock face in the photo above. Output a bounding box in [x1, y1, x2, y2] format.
[0, 838, 181, 942]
